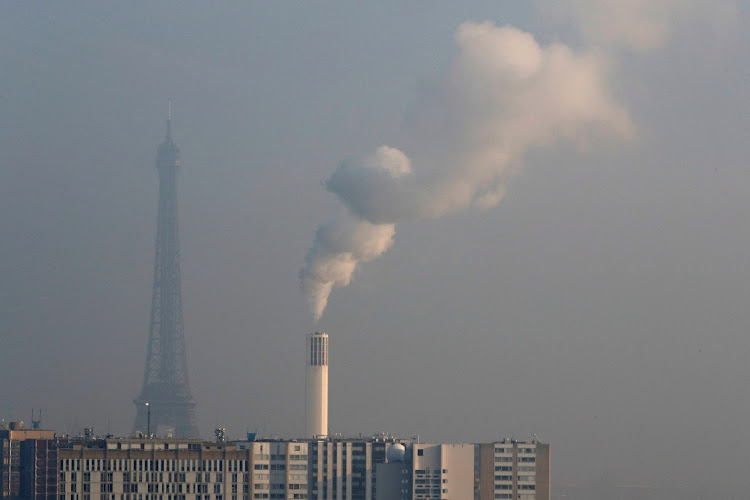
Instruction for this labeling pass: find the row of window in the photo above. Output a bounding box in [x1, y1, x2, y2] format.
[494, 475, 536, 482]
[251, 483, 305, 491]
[493, 494, 539, 500]
[253, 464, 288, 471]
[60, 459, 251, 473]
[57, 494, 266, 500]
[252, 451, 306, 462]
[414, 478, 447, 485]
[253, 494, 307, 499]
[61, 482, 228, 494]
[414, 469, 447, 475]
[494, 465, 534, 473]
[61, 471, 251, 484]
[494, 447, 536, 454]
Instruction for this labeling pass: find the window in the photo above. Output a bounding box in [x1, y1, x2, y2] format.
[417, 450, 424, 456]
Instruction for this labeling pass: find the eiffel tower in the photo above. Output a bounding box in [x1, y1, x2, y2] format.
[133, 103, 198, 438]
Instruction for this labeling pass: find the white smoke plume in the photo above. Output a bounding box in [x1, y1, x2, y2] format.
[538, 0, 741, 52]
[300, 215, 397, 322]
[300, 21, 633, 321]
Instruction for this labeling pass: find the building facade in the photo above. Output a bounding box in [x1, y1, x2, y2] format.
[31, 435, 399, 500]
[0, 423, 56, 499]
[54, 436, 395, 500]
[7, 433, 549, 500]
[56, 438, 310, 500]
[376, 443, 474, 500]
[307, 438, 388, 500]
[476, 440, 550, 500]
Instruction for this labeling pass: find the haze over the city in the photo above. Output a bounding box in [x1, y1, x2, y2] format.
[1, 1, 749, 498]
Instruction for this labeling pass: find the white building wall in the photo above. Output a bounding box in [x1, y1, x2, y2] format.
[326, 442, 334, 500]
[365, 443, 373, 500]
[335, 443, 343, 499]
[412, 443, 474, 500]
[345, 442, 353, 500]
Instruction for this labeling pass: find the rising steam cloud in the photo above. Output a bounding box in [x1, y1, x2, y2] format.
[300, 21, 633, 321]
[538, 0, 740, 53]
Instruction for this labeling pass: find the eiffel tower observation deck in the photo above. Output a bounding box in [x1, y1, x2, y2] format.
[133, 103, 198, 438]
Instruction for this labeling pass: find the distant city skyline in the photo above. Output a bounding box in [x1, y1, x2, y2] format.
[1, 2, 748, 499]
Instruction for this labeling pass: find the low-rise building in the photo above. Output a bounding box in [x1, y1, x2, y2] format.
[56, 437, 310, 500]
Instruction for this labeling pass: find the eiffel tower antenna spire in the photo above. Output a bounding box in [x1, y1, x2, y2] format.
[133, 103, 198, 438]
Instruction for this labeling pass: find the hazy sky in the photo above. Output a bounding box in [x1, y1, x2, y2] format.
[1, 1, 749, 497]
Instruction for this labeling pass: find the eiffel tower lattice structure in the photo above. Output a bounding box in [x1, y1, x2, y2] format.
[133, 104, 198, 438]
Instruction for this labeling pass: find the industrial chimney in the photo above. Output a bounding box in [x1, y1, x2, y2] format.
[305, 332, 328, 439]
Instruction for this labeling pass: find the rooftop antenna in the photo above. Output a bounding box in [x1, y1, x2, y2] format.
[215, 427, 226, 443]
[166, 99, 173, 137]
[31, 409, 41, 430]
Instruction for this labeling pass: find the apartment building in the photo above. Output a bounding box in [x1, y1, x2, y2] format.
[376, 443, 474, 500]
[0, 422, 56, 499]
[476, 439, 550, 500]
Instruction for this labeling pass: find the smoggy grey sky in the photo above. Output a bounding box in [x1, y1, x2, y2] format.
[1, 1, 749, 497]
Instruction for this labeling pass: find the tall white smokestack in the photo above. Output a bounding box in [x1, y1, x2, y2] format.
[305, 332, 328, 439]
